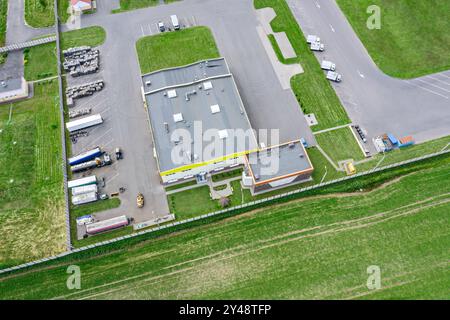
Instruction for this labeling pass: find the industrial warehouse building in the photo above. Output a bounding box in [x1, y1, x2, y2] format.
[0, 77, 29, 104]
[141, 58, 313, 191]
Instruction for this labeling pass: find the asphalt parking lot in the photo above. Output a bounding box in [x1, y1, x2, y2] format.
[288, 0, 450, 144]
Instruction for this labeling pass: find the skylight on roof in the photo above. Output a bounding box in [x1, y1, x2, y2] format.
[203, 81, 213, 90]
[167, 90, 177, 98]
[210, 104, 221, 114]
[218, 129, 228, 139]
[173, 113, 183, 123]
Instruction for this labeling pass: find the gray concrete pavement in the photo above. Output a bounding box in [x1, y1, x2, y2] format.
[288, 0, 450, 144]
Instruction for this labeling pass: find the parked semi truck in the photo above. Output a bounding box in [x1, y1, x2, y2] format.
[68, 175, 97, 189]
[70, 154, 111, 173]
[326, 71, 342, 82]
[66, 114, 103, 133]
[86, 215, 129, 235]
[69, 147, 102, 165]
[72, 184, 98, 196]
[321, 60, 336, 71]
[72, 191, 98, 206]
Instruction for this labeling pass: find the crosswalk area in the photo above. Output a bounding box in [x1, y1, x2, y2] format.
[0, 36, 57, 53]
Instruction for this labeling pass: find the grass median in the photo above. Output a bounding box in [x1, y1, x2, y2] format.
[254, 0, 350, 131]
[136, 26, 220, 74]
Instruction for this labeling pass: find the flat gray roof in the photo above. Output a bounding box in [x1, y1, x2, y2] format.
[246, 140, 313, 183]
[143, 58, 257, 173]
[142, 58, 230, 93]
[0, 77, 23, 94]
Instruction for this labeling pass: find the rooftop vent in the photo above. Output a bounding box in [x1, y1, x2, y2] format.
[203, 81, 213, 90]
[210, 104, 221, 114]
[173, 113, 184, 123]
[167, 90, 177, 98]
[218, 129, 228, 140]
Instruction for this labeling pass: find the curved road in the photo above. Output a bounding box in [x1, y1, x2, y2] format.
[288, 0, 450, 143]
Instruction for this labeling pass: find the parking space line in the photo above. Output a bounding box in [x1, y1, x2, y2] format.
[425, 75, 450, 86]
[105, 173, 119, 185]
[438, 73, 450, 80]
[88, 127, 113, 146]
[405, 81, 449, 99]
[415, 78, 450, 93]
[148, 24, 152, 35]
[141, 25, 145, 37]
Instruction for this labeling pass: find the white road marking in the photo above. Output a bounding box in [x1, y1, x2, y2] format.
[140, 25, 145, 37]
[357, 70, 365, 78]
[148, 24, 152, 35]
[437, 73, 450, 80]
[425, 75, 450, 86]
[415, 78, 450, 93]
[315, 1, 321, 9]
[89, 127, 113, 146]
[330, 24, 335, 32]
[405, 81, 449, 99]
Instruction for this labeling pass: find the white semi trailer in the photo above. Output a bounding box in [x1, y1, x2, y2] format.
[72, 191, 98, 206]
[68, 175, 97, 189]
[71, 184, 98, 196]
[66, 114, 103, 133]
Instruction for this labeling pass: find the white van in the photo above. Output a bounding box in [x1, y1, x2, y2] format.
[171, 15, 180, 30]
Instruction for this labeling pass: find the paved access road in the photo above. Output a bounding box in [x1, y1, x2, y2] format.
[0, 0, 54, 79]
[67, 0, 315, 223]
[288, 0, 450, 143]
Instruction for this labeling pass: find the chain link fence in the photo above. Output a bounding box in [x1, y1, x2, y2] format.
[1, 149, 448, 275]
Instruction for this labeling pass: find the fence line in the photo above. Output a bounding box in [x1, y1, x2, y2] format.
[1, 149, 449, 275]
[53, 0, 72, 252]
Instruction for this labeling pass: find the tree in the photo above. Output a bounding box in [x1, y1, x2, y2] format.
[219, 197, 230, 208]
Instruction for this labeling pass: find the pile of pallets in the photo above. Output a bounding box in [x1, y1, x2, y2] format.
[63, 46, 100, 77]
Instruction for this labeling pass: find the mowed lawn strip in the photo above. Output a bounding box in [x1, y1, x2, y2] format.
[0, 81, 65, 269]
[25, 0, 55, 28]
[254, 0, 350, 131]
[315, 126, 365, 164]
[60, 26, 107, 50]
[336, 0, 450, 78]
[0, 159, 449, 299]
[114, 0, 180, 12]
[0, 0, 7, 46]
[24, 43, 58, 81]
[136, 26, 220, 74]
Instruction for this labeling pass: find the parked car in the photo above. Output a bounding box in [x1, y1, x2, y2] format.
[158, 21, 165, 32]
[115, 147, 122, 160]
[137, 193, 145, 208]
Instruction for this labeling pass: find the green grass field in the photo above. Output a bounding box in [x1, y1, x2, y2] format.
[0, 81, 65, 269]
[60, 26, 106, 50]
[25, 0, 55, 28]
[0, 154, 448, 299]
[24, 44, 58, 81]
[136, 26, 220, 74]
[336, 0, 450, 78]
[255, 0, 350, 131]
[315, 127, 365, 164]
[0, 0, 7, 47]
